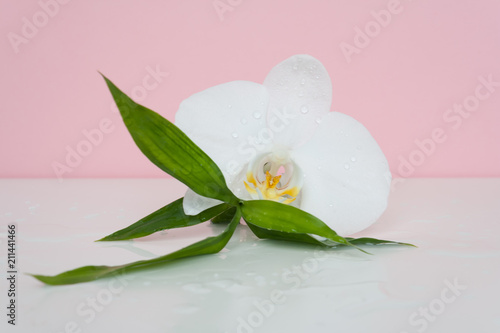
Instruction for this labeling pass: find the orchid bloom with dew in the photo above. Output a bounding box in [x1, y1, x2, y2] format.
[175, 55, 391, 236]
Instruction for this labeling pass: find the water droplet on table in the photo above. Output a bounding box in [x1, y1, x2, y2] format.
[300, 105, 309, 114]
[344, 164, 350, 170]
[253, 112, 262, 119]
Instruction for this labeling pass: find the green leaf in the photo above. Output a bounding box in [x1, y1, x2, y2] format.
[246, 222, 331, 246]
[240, 200, 367, 253]
[345, 237, 416, 247]
[102, 75, 238, 205]
[211, 207, 237, 224]
[30, 208, 242, 285]
[247, 222, 415, 248]
[97, 198, 231, 241]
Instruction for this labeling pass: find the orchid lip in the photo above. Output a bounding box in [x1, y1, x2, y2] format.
[244, 150, 303, 204]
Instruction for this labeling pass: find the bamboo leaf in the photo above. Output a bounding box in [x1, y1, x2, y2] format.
[247, 222, 415, 248]
[102, 75, 238, 205]
[240, 200, 365, 252]
[211, 207, 237, 224]
[246, 222, 331, 246]
[30, 209, 241, 285]
[346, 237, 416, 247]
[98, 198, 231, 241]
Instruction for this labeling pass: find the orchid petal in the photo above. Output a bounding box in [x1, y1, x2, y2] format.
[183, 188, 223, 216]
[175, 81, 270, 214]
[263, 54, 332, 148]
[183, 168, 252, 216]
[293, 112, 391, 236]
[175, 81, 270, 179]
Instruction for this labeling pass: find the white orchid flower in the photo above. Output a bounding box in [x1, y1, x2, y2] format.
[175, 54, 391, 236]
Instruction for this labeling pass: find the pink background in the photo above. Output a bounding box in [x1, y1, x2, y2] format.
[1, 0, 499, 179]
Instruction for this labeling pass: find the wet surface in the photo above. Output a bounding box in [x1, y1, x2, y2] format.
[0, 178, 499, 332]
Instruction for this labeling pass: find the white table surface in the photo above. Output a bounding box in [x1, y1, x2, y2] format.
[0, 178, 499, 333]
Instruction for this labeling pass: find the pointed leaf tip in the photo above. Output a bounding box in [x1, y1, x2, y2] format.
[98, 198, 230, 242]
[102, 76, 238, 204]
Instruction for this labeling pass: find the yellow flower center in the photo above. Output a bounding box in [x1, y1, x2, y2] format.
[243, 151, 302, 204]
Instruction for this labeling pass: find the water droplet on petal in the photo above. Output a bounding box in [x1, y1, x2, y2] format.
[315, 118, 322, 124]
[293, 64, 298, 70]
[328, 203, 334, 208]
[241, 117, 248, 125]
[300, 105, 309, 114]
[351, 157, 357, 162]
[253, 112, 262, 119]
[228, 104, 232, 109]
[298, 91, 304, 97]
[357, 145, 363, 150]
[300, 78, 306, 85]
[315, 75, 320, 79]
[344, 164, 350, 170]
[232, 132, 238, 138]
